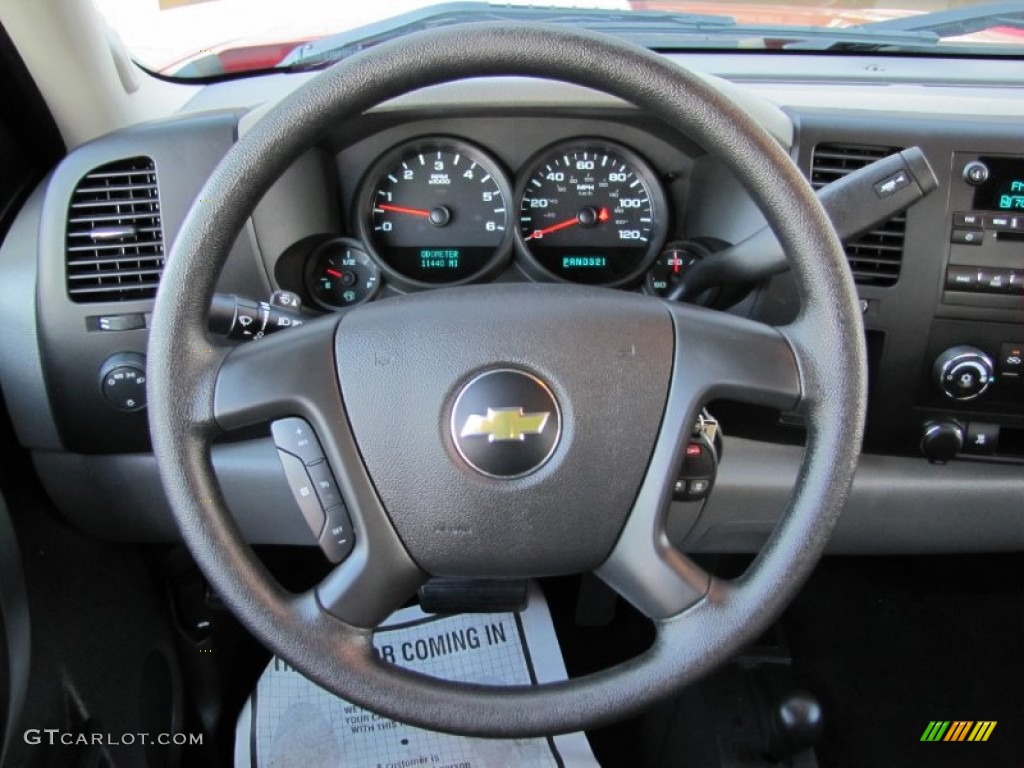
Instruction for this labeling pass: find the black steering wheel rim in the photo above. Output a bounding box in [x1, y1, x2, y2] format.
[148, 22, 866, 737]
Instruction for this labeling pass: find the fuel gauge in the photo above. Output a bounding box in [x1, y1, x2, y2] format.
[306, 238, 382, 310]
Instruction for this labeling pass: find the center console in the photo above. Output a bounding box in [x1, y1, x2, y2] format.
[919, 153, 1024, 462]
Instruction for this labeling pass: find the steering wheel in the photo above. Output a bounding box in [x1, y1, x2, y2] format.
[148, 23, 866, 737]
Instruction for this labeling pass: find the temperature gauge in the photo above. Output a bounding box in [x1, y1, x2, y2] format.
[306, 238, 382, 310]
[644, 241, 712, 298]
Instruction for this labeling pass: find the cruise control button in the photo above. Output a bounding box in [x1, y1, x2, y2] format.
[307, 460, 344, 510]
[950, 229, 984, 245]
[964, 423, 999, 456]
[999, 343, 1023, 377]
[319, 505, 355, 563]
[277, 450, 326, 537]
[945, 265, 977, 291]
[271, 417, 324, 465]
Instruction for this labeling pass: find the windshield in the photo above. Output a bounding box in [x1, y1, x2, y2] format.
[95, 0, 1024, 79]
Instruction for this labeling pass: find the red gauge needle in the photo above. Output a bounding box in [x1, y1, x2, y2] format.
[526, 217, 579, 240]
[325, 268, 343, 278]
[526, 207, 609, 240]
[673, 259, 680, 275]
[377, 203, 430, 217]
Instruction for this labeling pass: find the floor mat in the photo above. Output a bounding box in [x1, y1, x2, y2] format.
[783, 555, 1024, 768]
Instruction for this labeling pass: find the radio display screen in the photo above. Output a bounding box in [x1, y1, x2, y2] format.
[972, 156, 1024, 211]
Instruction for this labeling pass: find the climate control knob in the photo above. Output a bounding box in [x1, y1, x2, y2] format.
[920, 421, 963, 464]
[933, 345, 994, 401]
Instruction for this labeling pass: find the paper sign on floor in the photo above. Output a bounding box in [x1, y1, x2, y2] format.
[235, 583, 600, 767]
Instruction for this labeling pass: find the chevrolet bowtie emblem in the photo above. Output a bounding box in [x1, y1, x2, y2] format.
[460, 407, 550, 442]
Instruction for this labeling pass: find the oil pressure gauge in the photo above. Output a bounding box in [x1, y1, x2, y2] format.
[305, 238, 381, 310]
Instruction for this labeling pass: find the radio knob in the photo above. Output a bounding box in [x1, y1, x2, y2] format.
[933, 345, 994, 401]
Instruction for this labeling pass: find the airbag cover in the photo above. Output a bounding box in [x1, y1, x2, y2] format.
[335, 283, 672, 576]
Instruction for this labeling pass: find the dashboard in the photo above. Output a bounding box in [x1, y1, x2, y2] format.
[1, 59, 1022, 555]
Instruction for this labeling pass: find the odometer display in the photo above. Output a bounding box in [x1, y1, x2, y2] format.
[357, 139, 513, 287]
[516, 141, 668, 286]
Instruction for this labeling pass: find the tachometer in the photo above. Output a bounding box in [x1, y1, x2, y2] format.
[516, 141, 668, 286]
[356, 138, 513, 288]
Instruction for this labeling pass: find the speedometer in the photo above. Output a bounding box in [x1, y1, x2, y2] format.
[516, 141, 668, 286]
[356, 138, 513, 289]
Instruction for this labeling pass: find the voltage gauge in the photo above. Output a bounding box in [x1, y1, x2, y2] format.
[305, 238, 381, 310]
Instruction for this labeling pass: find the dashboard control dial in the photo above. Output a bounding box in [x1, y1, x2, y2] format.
[516, 140, 667, 286]
[305, 238, 381, 310]
[356, 138, 512, 288]
[962, 160, 990, 186]
[920, 421, 964, 463]
[933, 345, 995, 401]
[99, 352, 147, 412]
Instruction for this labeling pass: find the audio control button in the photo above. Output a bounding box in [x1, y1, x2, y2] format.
[271, 417, 324, 465]
[950, 228, 984, 246]
[952, 211, 984, 228]
[963, 161, 989, 185]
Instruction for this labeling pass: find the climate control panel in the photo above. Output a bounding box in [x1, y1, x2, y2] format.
[933, 345, 995, 401]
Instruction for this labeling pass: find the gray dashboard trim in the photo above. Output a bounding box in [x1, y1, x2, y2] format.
[0, 181, 62, 450]
[36, 439, 1024, 553]
[684, 437, 1024, 554]
[33, 440, 317, 546]
[232, 75, 795, 148]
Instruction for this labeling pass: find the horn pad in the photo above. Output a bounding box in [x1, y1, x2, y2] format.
[335, 284, 673, 577]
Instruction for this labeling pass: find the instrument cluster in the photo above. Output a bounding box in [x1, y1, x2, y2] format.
[304, 135, 679, 309]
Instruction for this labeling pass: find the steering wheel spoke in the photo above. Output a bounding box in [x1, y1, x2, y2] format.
[597, 305, 802, 619]
[213, 315, 424, 628]
[315, 544, 425, 628]
[213, 314, 344, 431]
[664, 302, 804, 412]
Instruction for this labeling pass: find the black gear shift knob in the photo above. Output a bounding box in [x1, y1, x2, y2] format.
[766, 690, 824, 762]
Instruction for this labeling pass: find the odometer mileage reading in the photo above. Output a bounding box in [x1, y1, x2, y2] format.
[517, 142, 667, 285]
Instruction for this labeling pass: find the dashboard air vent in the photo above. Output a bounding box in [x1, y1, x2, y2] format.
[66, 157, 164, 302]
[811, 143, 905, 287]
